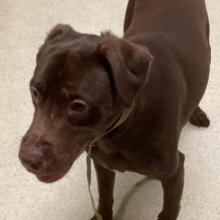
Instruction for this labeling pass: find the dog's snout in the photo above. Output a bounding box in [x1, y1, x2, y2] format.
[19, 135, 54, 173]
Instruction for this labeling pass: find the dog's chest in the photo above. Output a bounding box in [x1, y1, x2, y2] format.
[90, 139, 130, 172]
[91, 138, 161, 175]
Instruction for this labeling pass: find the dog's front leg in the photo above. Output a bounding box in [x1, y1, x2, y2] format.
[90, 160, 115, 220]
[158, 152, 185, 220]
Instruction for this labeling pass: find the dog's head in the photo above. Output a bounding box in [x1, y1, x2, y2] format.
[19, 24, 153, 183]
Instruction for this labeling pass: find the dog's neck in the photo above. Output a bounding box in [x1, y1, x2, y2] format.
[105, 102, 135, 136]
[101, 101, 135, 141]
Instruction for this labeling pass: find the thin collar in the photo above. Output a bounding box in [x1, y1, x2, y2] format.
[105, 101, 135, 135]
[93, 101, 135, 144]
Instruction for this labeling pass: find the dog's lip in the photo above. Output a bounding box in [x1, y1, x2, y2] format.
[36, 164, 72, 183]
[37, 169, 69, 183]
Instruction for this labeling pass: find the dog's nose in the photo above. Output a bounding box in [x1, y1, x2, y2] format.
[19, 150, 44, 172]
[19, 136, 53, 173]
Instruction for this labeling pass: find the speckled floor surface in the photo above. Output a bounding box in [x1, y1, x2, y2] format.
[0, 0, 220, 219]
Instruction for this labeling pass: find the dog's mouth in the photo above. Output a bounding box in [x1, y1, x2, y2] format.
[35, 143, 89, 183]
[36, 165, 71, 183]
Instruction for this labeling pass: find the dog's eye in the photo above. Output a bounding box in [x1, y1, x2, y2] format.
[31, 87, 40, 102]
[70, 99, 88, 113]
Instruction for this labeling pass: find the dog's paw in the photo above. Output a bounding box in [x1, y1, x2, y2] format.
[90, 215, 112, 220]
[157, 211, 178, 220]
[189, 107, 210, 128]
[90, 216, 103, 220]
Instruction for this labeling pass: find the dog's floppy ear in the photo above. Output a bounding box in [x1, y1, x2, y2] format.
[37, 24, 80, 61]
[45, 24, 80, 43]
[97, 34, 153, 107]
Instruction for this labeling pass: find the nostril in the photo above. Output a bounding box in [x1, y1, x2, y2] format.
[29, 161, 42, 171]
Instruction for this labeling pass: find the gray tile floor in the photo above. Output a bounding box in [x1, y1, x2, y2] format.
[1, 0, 220, 219]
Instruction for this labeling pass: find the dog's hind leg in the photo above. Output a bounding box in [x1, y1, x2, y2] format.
[189, 106, 210, 127]
[124, 0, 136, 32]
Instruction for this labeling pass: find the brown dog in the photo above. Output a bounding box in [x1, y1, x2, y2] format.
[19, 0, 210, 219]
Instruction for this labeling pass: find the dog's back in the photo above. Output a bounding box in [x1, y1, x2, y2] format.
[125, 0, 209, 41]
[124, 0, 210, 123]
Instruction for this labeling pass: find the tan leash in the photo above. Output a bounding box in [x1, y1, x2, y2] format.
[87, 142, 103, 220]
[86, 103, 135, 220]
